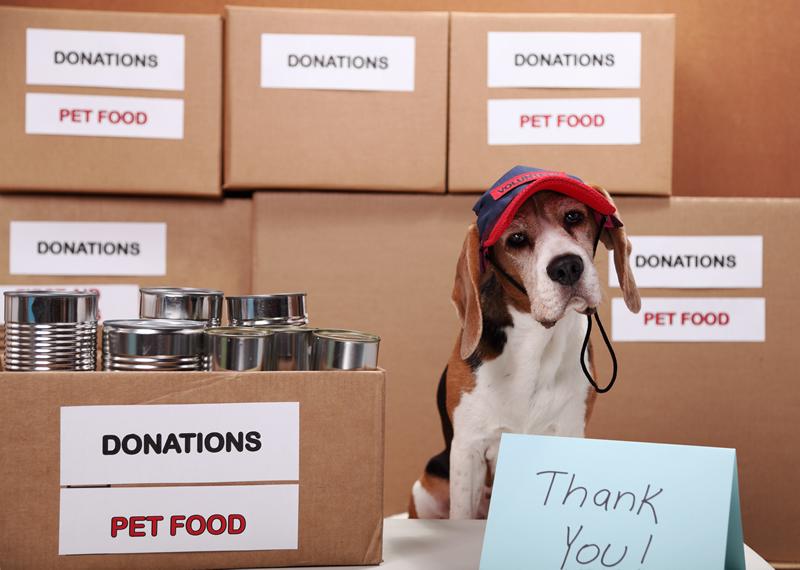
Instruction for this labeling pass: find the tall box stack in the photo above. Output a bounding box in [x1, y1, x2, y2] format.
[0, 6, 222, 197]
[0, 4, 391, 568]
[449, 13, 675, 195]
[225, 6, 449, 192]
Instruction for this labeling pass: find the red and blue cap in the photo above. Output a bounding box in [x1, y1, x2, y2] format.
[473, 165, 621, 250]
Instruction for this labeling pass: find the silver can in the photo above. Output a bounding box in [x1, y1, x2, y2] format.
[3, 290, 98, 372]
[206, 327, 274, 372]
[226, 293, 307, 327]
[103, 319, 206, 372]
[139, 287, 223, 326]
[310, 329, 380, 371]
[258, 325, 316, 371]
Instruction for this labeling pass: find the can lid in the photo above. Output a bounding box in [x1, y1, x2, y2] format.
[257, 324, 316, 334]
[313, 329, 381, 343]
[205, 326, 274, 338]
[139, 287, 223, 322]
[103, 319, 205, 356]
[226, 293, 307, 325]
[4, 290, 98, 324]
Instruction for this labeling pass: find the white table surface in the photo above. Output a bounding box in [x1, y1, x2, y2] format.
[288, 519, 774, 570]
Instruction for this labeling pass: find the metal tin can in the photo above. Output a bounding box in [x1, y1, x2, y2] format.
[258, 325, 316, 371]
[3, 290, 98, 372]
[206, 327, 274, 372]
[310, 329, 380, 371]
[139, 287, 223, 326]
[103, 319, 206, 372]
[226, 293, 307, 327]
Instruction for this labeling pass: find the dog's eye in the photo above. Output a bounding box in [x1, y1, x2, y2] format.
[564, 210, 584, 225]
[506, 232, 529, 248]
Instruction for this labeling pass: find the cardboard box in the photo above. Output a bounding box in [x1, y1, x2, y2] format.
[253, 192, 799, 564]
[224, 6, 449, 192]
[252, 191, 481, 517]
[448, 13, 675, 195]
[0, 194, 252, 322]
[0, 6, 222, 197]
[588, 196, 800, 565]
[0, 370, 385, 568]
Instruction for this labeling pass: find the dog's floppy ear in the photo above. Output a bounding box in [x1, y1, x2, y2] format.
[452, 224, 483, 360]
[591, 185, 641, 313]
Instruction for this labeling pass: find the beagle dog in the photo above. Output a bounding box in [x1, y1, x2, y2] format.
[409, 167, 641, 520]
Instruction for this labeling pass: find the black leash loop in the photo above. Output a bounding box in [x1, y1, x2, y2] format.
[486, 215, 619, 394]
[579, 214, 618, 393]
[580, 311, 618, 393]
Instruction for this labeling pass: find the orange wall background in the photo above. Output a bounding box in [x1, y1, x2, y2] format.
[4, 0, 799, 198]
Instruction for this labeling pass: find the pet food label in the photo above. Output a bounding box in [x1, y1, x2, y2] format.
[60, 402, 300, 485]
[612, 297, 765, 342]
[26, 93, 184, 140]
[9, 221, 167, 276]
[610, 236, 763, 289]
[26, 28, 184, 91]
[487, 32, 641, 88]
[59, 484, 299, 554]
[0, 283, 139, 323]
[261, 33, 415, 91]
[487, 98, 640, 145]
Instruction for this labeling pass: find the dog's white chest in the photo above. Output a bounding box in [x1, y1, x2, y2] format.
[453, 308, 590, 449]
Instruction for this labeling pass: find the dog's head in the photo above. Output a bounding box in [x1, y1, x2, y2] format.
[452, 186, 640, 360]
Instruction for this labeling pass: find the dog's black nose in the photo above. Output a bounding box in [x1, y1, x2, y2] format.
[547, 254, 584, 286]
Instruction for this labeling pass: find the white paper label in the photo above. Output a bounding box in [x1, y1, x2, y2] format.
[0, 284, 139, 323]
[610, 236, 763, 289]
[60, 403, 300, 485]
[27, 28, 184, 91]
[59, 484, 299, 554]
[487, 97, 640, 145]
[612, 297, 765, 342]
[487, 32, 641, 89]
[10, 221, 166, 277]
[261, 33, 415, 92]
[26, 93, 184, 140]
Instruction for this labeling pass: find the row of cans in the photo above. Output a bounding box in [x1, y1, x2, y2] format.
[3, 288, 379, 372]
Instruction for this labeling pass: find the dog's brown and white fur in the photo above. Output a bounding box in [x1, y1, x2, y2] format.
[409, 188, 640, 520]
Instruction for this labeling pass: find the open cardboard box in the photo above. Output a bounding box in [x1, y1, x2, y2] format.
[0, 370, 385, 568]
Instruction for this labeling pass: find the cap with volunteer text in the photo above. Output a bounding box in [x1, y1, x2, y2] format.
[473, 165, 621, 249]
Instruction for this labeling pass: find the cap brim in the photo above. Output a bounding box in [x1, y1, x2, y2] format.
[483, 176, 618, 248]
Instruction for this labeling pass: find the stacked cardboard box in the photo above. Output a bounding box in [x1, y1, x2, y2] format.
[225, 6, 449, 192]
[0, 6, 222, 197]
[0, 194, 252, 323]
[449, 13, 675, 195]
